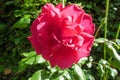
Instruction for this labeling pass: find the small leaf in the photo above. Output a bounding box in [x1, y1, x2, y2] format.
[5, 1, 14, 5]
[86, 62, 92, 68]
[0, 65, 5, 72]
[95, 38, 108, 43]
[111, 60, 120, 70]
[63, 71, 72, 80]
[78, 57, 88, 66]
[86, 74, 95, 80]
[13, 14, 31, 28]
[105, 42, 120, 63]
[50, 71, 64, 79]
[73, 64, 86, 80]
[99, 59, 108, 65]
[29, 70, 41, 80]
[25, 56, 36, 65]
[0, 23, 5, 30]
[14, 38, 21, 45]
[19, 51, 45, 72]
[116, 39, 120, 47]
[14, 10, 22, 17]
[97, 64, 105, 77]
[35, 55, 46, 64]
[106, 66, 118, 79]
[22, 51, 36, 57]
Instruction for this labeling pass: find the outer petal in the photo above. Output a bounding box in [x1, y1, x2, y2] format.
[61, 4, 84, 23]
[42, 3, 60, 19]
[28, 36, 50, 60]
[28, 36, 41, 54]
[56, 4, 64, 11]
[49, 47, 77, 69]
[28, 16, 50, 59]
[75, 32, 94, 62]
[80, 13, 95, 35]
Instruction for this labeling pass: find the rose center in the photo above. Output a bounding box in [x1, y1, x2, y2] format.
[50, 33, 84, 52]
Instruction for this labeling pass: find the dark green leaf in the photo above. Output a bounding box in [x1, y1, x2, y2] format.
[0, 65, 5, 72]
[111, 60, 120, 70]
[50, 71, 64, 79]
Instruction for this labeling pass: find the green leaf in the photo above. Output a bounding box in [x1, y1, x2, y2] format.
[97, 59, 109, 77]
[14, 38, 21, 45]
[116, 39, 120, 46]
[86, 62, 92, 68]
[22, 52, 45, 65]
[41, 70, 50, 80]
[97, 64, 105, 77]
[14, 10, 23, 17]
[63, 71, 72, 80]
[97, 59, 118, 79]
[13, 14, 31, 28]
[29, 70, 41, 80]
[106, 66, 118, 79]
[78, 57, 88, 66]
[111, 60, 120, 70]
[18, 61, 27, 72]
[0, 65, 5, 72]
[105, 42, 120, 63]
[19, 51, 45, 72]
[50, 71, 64, 80]
[0, 23, 5, 30]
[86, 74, 95, 80]
[73, 64, 86, 80]
[22, 51, 36, 57]
[99, 59, 108, 65]
[5, 1, 15, 5]
[95, 38, 108, 43]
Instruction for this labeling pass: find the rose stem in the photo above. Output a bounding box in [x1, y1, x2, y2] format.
[115, 24, 120, 40]
[104, 0, 109, 60]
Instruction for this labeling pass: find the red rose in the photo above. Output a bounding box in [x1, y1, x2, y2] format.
[28, 3, 95, 69]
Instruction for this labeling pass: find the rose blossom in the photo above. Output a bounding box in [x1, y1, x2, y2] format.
[28, 3, 95, 69]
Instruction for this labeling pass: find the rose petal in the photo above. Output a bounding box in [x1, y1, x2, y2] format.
[61, 28, 76, 38]
[28, 36, 41, 54]
[49, 47, 77, 69]
[56, 4, 64, 11]
[75, 32, 94, 62]
[80, 13, 95, 35]
[42, 3, 60, 19]
[61, 4, 84, 23]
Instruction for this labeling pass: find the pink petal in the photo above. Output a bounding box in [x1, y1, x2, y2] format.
[49, 46, 77, 69]
[61, 4, 84, 23]
[28, 36, 41, 54]
[61, 28, 76, 38]
[75, 32, 94, 62]
[80, 13, 95, 35]
[42, 3, 60, 18]
[56, 4, 64, 11]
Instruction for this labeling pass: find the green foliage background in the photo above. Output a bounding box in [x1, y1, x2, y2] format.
[0, 0, 120, 80]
